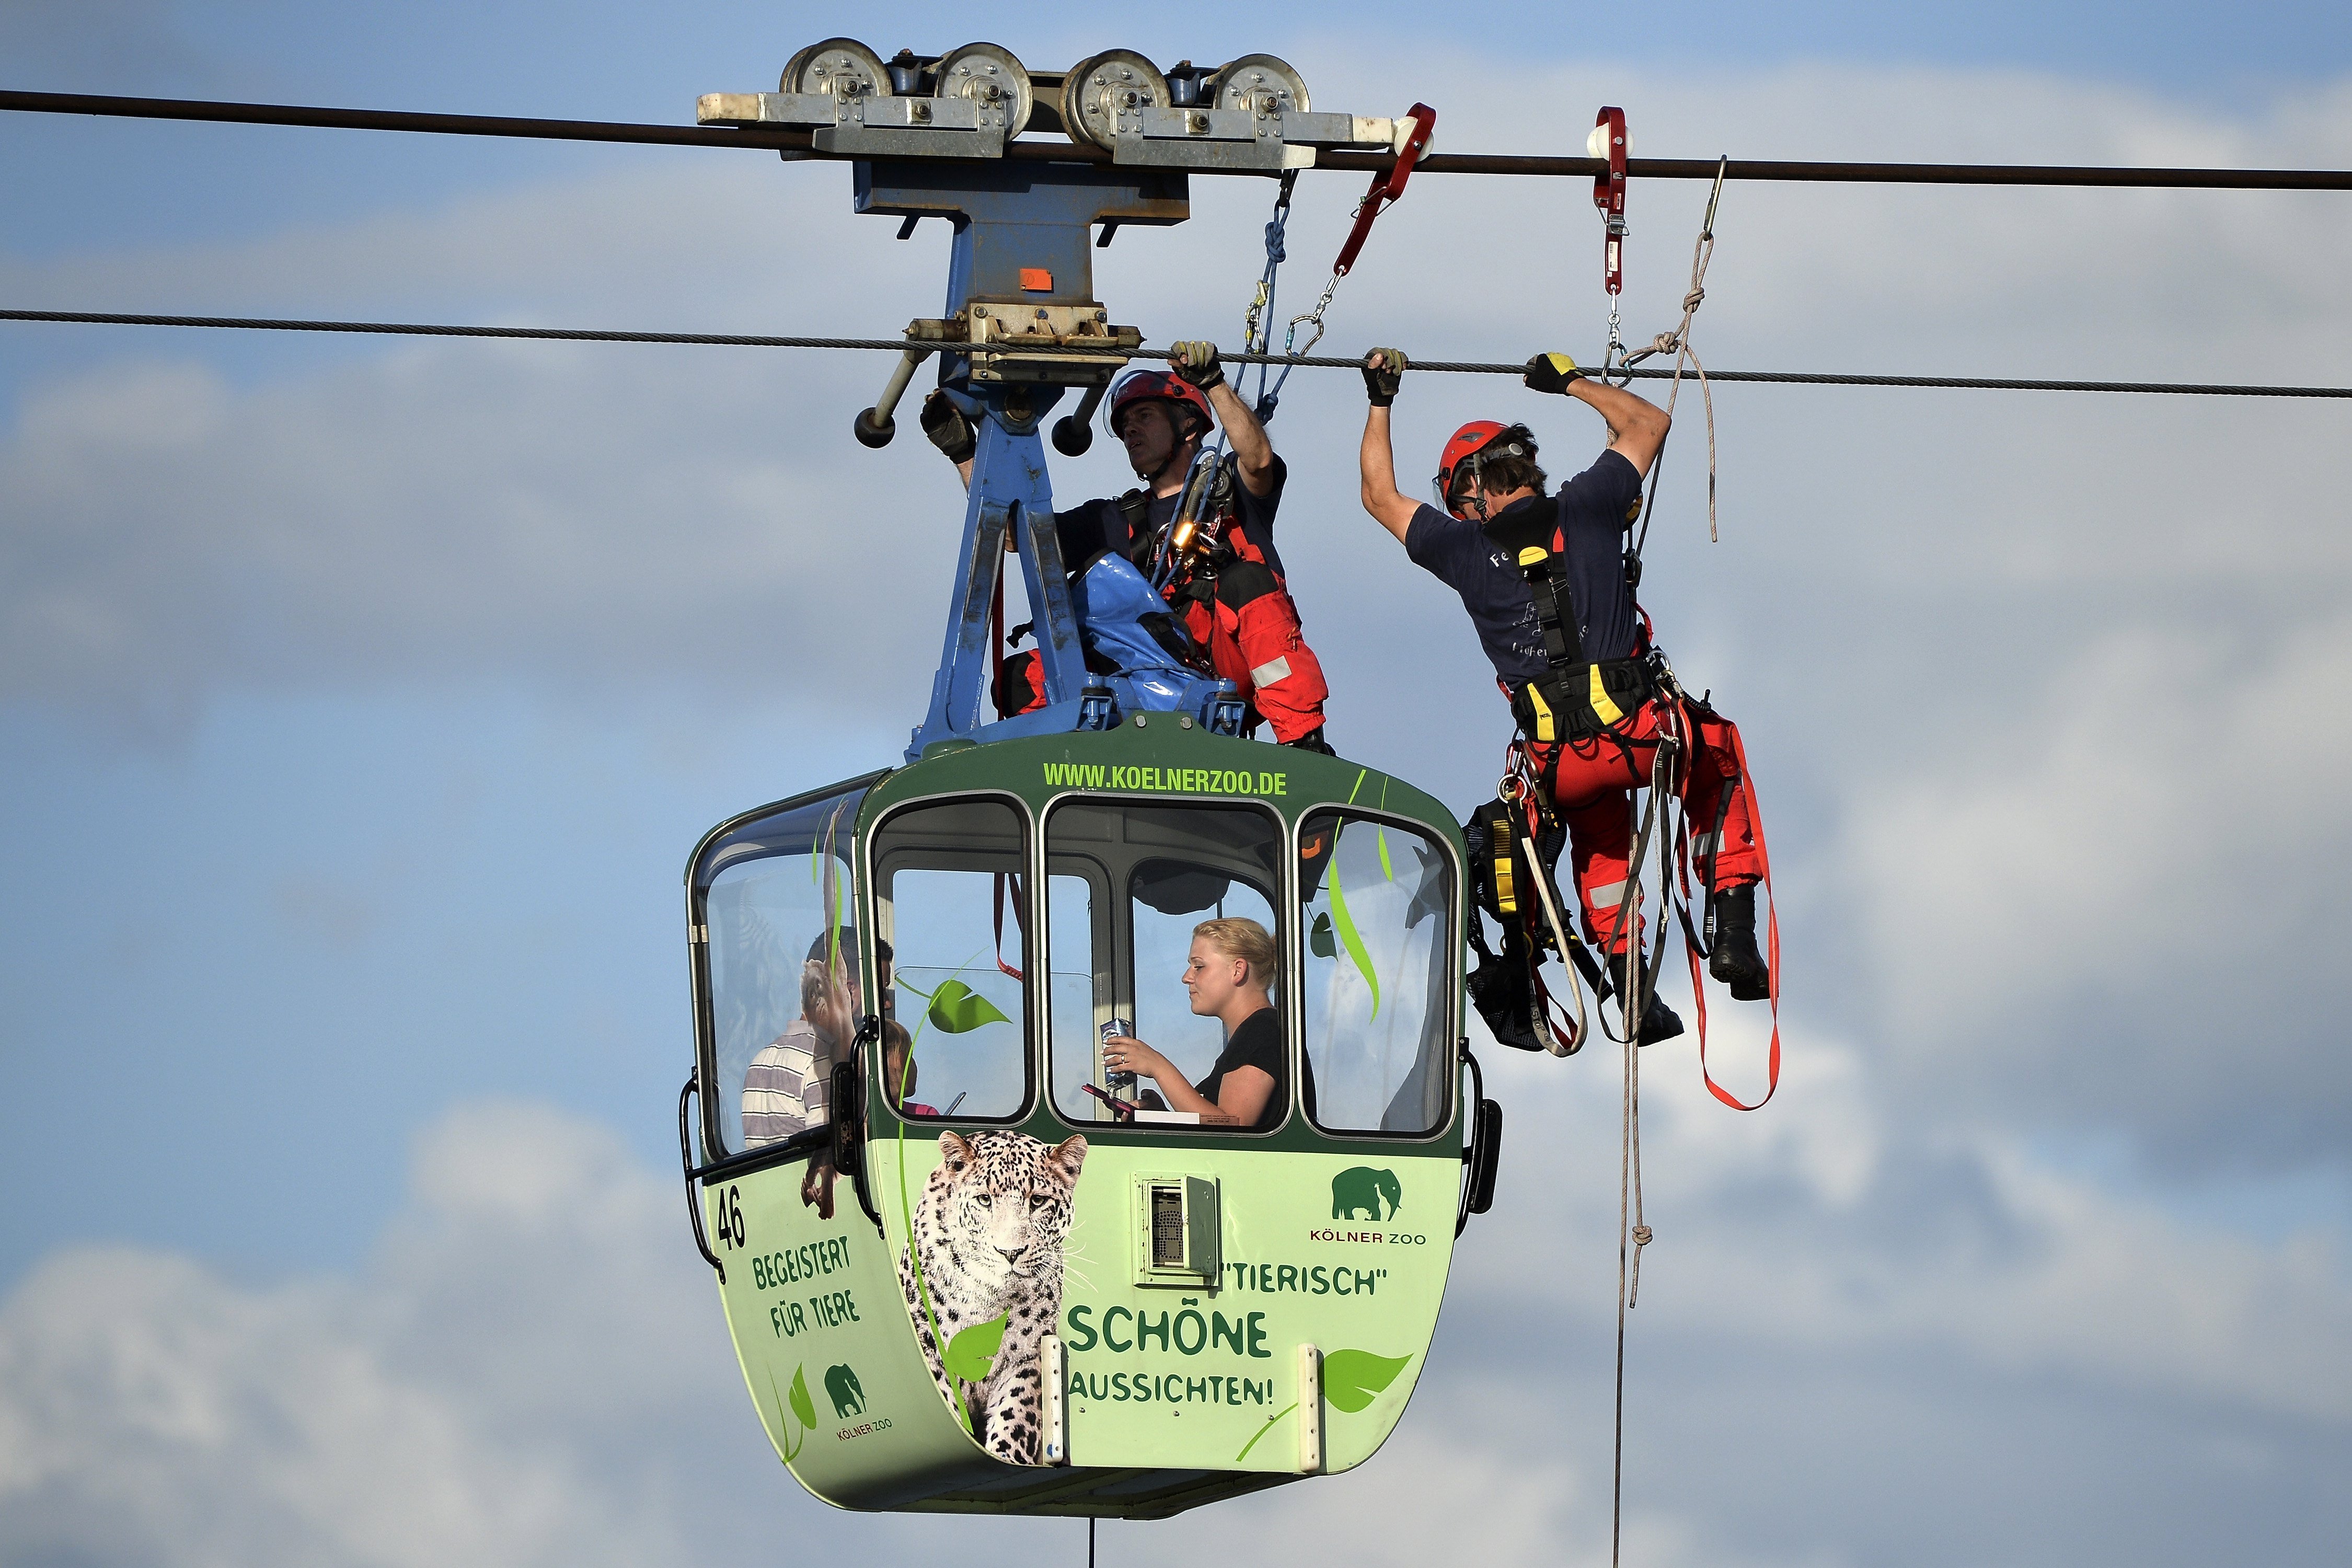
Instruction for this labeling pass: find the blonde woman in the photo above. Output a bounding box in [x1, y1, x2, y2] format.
[1101, 917, 1285, 1131]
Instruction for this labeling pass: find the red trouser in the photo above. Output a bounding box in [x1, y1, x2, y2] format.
[1527, 697, 1761, 955]
[1179, 560, 1329, 744]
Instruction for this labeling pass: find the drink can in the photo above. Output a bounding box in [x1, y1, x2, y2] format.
[1101, 1018, 1136, 1091]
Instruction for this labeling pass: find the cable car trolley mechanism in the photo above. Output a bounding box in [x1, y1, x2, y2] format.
[679, 39, 1497, 1520]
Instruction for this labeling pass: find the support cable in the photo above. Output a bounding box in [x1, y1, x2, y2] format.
[4, 309, 2347, 399]
[5, 89, 2351, 189]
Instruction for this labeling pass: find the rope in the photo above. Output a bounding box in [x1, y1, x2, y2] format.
[8, 90, 2352, 189]
[1604, 720, 1685, 1568]
[1629, 159, 1727, 547]
[1240, 171, 1298, 422]
[4, 309, 2348, 397]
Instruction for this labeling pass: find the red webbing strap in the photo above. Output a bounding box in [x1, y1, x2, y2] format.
[988, 546, 1006, 717]
[1676, 709, 1780, 1110]
[993, 872, 1025, 982]
[1333, 103, 1437, 278]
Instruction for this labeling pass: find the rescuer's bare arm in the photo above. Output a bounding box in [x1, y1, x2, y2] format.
[1525, 354, 1671, 477]
[1570, 379, 1670, 477]
[1204, 377, 1277, 497]
[1357, 350, 1419, 541]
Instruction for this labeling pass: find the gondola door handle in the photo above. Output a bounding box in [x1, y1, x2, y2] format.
[678, 1074, 724, 1283]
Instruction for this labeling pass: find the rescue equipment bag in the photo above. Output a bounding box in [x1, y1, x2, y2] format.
[1066, 548, 1212, 700]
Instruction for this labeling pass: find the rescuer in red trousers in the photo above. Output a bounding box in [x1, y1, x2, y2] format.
[1353, 347, 1771, 1005]
[925, 343, 1333, 751]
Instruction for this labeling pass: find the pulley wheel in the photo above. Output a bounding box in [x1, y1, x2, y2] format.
[1059, 49, 1171, 152]
[933, 42, 1033, 140]
[780, 37, 892, 98]
[1208, 53, 1310, 119]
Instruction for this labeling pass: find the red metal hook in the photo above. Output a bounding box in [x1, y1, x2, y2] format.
[1334, 102, 1438, 278]
[1593, 105, 1628, 295]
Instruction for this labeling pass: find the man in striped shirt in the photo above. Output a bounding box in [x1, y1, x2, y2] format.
[742, 929, 881, 1146]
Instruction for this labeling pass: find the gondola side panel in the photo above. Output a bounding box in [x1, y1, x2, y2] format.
[708, 1162, 999, 1507]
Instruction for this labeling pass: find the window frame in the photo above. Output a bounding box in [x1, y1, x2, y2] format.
[1037, 791, 1296, 1138]
[1293, 803, 1462, 1144]
[688, 773, 883, 1174]
[861, 789, 1041, 1130]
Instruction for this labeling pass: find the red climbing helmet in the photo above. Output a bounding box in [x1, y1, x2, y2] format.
[1434, 420, 1537, 514]
[1107, 369, 1215, 439]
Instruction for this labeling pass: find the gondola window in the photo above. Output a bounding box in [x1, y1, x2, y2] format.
[1045, 800, 1286, 1129]
[698, 783, 870, 1155]
[1298, 811, 1452, 1136]
[869, 796, 1032, 1122]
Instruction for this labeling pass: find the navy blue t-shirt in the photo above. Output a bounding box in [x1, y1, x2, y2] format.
[1055, 452, 1289, 578]
[1404, 449, 1645, 685]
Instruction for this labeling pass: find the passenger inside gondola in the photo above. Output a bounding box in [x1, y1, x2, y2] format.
[1100, 917, 1285, 1130]
[882, 1019, 941, 1118]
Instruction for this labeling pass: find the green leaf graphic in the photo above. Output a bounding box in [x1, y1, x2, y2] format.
[1326, 837, 1382, 1021]
[764, 1366, 804, 1461]
[942, 1313, 1009, 1382]
[1322, 1349, 1411, 1414]
[788, 1365, 816, 1430]
[1310, 912, 1336, 957]
[1235, 1400, 1300, 1462]
[927, 978, 1010, 1034]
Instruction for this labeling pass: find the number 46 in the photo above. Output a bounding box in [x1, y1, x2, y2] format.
[716, 1184, 746, 1250]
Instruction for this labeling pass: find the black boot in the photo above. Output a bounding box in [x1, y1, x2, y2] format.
[1705, 883, 1771, 1001]
[1283, 726, 1336, 755]
[1593, 948, 1686, 1044]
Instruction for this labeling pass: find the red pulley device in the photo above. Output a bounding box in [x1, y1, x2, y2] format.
[1590, 106, 1628, 294]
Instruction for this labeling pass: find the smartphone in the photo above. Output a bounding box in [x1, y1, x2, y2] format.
[1079, 1082, 1135, 1119]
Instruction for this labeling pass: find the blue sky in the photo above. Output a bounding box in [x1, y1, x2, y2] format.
[4, 5, 2351, 1567]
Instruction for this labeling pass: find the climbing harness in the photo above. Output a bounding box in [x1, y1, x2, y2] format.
[1279, 104, 1436, 364]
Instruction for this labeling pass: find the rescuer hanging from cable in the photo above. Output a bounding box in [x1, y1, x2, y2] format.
[923, 343, 1334, 752]
[1353, 347, 1772, 1012]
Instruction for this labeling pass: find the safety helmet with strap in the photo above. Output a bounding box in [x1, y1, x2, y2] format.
[1107, 370, 1215, 440]
[1434, 421, 1537, 514]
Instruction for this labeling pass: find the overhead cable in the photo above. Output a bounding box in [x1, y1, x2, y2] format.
[5, 89, 2351, 190]
[4, 308, 2348, 399]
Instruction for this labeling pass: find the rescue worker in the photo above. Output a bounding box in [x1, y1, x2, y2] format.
[921, 342, 1333, 752]
[1354, 347, 1771, 1007]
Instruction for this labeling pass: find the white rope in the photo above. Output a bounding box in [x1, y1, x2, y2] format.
[1628, 158, 1728, 543]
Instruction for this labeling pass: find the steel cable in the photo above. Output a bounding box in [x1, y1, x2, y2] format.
[6, 89, 2352, 189]
[5, 309, 2349, 399]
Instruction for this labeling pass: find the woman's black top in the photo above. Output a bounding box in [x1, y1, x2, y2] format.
[1196, 1008, 1285, 1131]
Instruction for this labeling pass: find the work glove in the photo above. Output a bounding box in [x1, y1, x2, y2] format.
[1523, 351, 1586, 394]
[1168, 339, 1227, 392]
[1362, 347, 1408, 406]
[919, 389, 976, 464]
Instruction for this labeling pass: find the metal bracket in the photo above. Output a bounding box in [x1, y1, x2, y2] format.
[903, 304, 1142, 384]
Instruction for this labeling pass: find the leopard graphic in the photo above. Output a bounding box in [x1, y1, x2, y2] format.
[898, 1129, 1087, 1466]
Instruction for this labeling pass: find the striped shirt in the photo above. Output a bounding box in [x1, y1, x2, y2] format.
[741, 1018, 837, 1147]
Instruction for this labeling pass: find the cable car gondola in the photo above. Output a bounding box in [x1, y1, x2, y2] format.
[675, 41, 1499, 1518]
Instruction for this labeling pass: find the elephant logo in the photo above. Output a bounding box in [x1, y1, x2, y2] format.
[824, 1362, 867, 1419]
[1330, 1166, 1402, 1222]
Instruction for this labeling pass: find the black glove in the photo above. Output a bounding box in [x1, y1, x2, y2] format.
[1168, 339, 1227, 392]
[919, 390, 976, 463]
[1523, 351, 1585, 395]
[1362, 347, 1408, 406]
